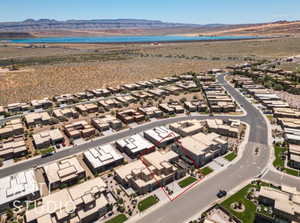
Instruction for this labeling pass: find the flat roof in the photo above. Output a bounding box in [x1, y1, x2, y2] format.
[169, 120, 204, 136]
[286, 133, 300, 141]
[84, 144, 123, 169]
[0, 169, 39, 206]
[26, 177, 108, 222]
[144, 126, 179, 143]
[180, 136, 207, 155]
[143, 150, 178, 170]
[179, 132, 226, 156]
[33, 129, 64, 145]
[114, 150, 178, 188]
[114, 159, 145, 180]
[116, 134, 154, 154]
[43, 156, 85, 183]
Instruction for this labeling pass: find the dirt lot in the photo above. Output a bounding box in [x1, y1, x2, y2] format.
[1, 37, 300, 105]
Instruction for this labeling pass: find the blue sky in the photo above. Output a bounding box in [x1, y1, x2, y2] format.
[1, 0, 300, 24]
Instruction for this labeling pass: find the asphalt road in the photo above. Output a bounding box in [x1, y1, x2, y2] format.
[0, 114, 238, 178]
[0, 74, 298, 223]
[134, 75, 271, 223]
[0, 75, 251, 179]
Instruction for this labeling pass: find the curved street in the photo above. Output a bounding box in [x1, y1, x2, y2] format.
[134, 74, 272, 223]
[0, 74, 299, 223]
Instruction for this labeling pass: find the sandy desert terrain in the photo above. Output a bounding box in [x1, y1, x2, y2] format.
[1, 37, 300, 105]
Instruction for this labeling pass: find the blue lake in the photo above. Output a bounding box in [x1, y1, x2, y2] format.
[8, 35, 260, 44]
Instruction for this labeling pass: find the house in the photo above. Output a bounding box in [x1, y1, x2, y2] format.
[284, 128, 300, 145]
[75, 103, 98, 114]
[24, 112, 51, 127]
[273, 108, 300, 119]
[115, 95, 136, 104]
[25, 178, 109, 223]
[53, 94, 75, 104]
[131, 91, 153, 100]
[176, 81, 198, 91]
[210, 101, 236, 113]
[169, 120, 205, 137]
[148, 88, 167, 96]
[149, 78, 167, 86]
[138, 106, 163, 118]
[0, 169, 40, 211]
[161, 85, 183, 94]
[258, 186, 300, 222]
[144, 126, 180, 148]
[116, 109, 145, 124]
[121, 83, 141, 91]
[254, 93, 281, 102]
[288, 144, 300, 169]
[114, 150, 184, 195]
[74, 91, 94, 100]
[31, 98, 53, 109]
[176, 132, 228, 167]
[107, 87, 120, 94]
[53, 108, 79, 121]
[6, 102, 30, 113]
[116, 134, 155, 158]
[184, 101, 207, 112]
[42, 156, 86, 190]
[136, 80, 153, 89]
[64, 120, 95, 139]
[262, 100, 290, 110]
[206, 119, 241, 138]
[0, 138, 27, 160]
[161, 76, 179, 83]
[98, 99, 122, 109]
[92, 115, 122, 131]
[33, 129, 64, 149]
[0, 119, 24, 139]
[84, 144, 124, 174]
[179, 74, 194, 80]
[159, 103, 184, 114]
[195, 74, 215, 82]
[89, 88, 111, 97]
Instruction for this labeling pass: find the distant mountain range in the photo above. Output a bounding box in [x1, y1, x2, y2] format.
[0, 19, 205, 31]
[0, 18, 299, 39]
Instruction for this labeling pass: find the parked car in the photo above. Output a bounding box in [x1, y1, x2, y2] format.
[217, 190, 227, 198]
[41, 151, 55, 158]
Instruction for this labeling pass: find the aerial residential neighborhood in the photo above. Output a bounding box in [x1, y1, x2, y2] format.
[1, 1, 300, 223]
[2, 57, 300, 223]
[0, 69, 249, 223]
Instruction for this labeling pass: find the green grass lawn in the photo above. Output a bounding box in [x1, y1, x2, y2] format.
[138, 196, 159, 212]
[284, 168, 299, 176]
[221, 184, 257, 223]
[200, 166, 214, 176]
[224, 152, 237, 161]
[272, 146, 299, 176]
[273, 146, 286, 167]
[178, 176, 198, 188]
[105, 214, 128, 223]
[39, 146, 55, 155]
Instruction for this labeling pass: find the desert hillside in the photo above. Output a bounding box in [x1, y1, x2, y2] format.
[1, 19, 300, 38]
